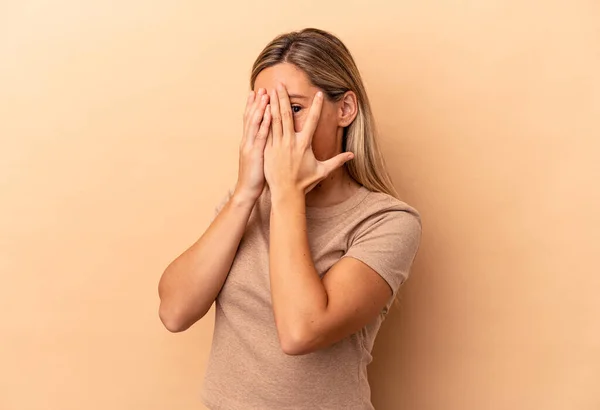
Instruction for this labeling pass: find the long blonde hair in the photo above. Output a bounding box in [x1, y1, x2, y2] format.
[250, 28, 399, 199]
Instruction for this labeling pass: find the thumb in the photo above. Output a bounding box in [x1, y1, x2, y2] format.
[322, 152, 355, 176]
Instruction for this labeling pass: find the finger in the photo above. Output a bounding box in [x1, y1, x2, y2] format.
[301, 91, 324, 143]
[246, 92, 269, 145]
[243, 90, 256, 123]
[269, 89, 282, 144]
[321, 152, 355, 176]
[276, 84, 295, 137]
[241, 91, 256, 144]
[255, 104, 271, 144]
[266, 118, 274, 147]
[245, 88, 265, 133]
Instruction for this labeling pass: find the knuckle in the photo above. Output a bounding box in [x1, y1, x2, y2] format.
[241, 145, 253, 157]
[253, 108, 265, 121]
[248, 104, 258, 117]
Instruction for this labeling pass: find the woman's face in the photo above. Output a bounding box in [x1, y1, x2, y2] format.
[253, 63, 345, 162]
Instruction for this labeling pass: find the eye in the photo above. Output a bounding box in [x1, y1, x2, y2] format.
[291, 105, 303, 114]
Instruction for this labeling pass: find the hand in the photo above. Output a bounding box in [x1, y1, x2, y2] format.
[264, 84, 354, 196]
[233, 88, 271, 203]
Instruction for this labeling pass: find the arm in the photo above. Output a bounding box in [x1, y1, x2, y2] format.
[158, 88, 272, 332]
[158, 192, 255, 332]
[264, 84, 420, 355]
[265, 84, 377, 354]
[269, 190, 393, 355]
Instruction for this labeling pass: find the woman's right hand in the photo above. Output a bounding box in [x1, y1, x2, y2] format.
[234, 88, 271, 204]
[159, 92, 270, 331]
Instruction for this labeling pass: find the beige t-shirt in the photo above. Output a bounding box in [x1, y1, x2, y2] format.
[200, 185, 422, 410]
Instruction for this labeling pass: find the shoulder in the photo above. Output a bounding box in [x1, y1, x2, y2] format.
[362, 190, 420, 218]
[352, 189, 422, 237]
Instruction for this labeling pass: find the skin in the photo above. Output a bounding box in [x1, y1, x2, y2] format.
[158, 63, 392, 356]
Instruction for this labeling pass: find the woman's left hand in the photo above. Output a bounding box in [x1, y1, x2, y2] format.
[264, 84, 354, 196]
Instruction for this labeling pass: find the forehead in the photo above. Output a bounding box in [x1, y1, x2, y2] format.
[253, 63, 316, 94]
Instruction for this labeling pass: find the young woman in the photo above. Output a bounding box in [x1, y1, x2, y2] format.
[158, 28, 422, 409]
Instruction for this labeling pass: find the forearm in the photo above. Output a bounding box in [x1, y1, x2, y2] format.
[269, 189, 328, 347]
[158, 192, 255, 332]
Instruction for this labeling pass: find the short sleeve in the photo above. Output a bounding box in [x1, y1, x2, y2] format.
[342, 209, 422, 300]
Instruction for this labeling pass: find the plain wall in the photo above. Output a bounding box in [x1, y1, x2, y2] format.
[1, 1, 599, 409]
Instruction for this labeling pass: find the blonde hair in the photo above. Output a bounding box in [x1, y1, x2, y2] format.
[250, 28, 399, 199]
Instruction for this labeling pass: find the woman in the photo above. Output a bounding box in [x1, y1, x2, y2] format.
[158, 28, 422, 409]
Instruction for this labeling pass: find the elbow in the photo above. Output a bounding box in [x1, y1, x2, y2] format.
[278, 326, 318, 356]
[158, 302, 193, 333]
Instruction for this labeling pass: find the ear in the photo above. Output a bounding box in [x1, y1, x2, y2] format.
[338, 91, 358, 127]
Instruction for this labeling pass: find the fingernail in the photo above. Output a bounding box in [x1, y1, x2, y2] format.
[262, 94, 268, 101]
[258, 88, 264, 94]
[277, 83, 284, 91]
[317, 91, 323, 98]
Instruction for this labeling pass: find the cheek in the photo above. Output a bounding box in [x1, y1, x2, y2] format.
[292, 113, 313, 133]
[296, 108, 336, 134]
[310, 120, 340, 161]
[311, 113, 337, 142]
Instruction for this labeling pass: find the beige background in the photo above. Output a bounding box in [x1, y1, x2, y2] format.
[1, 1, 599, 409]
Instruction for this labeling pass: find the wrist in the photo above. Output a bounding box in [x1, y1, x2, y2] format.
[231, 188, 260, 209]
[270, 186, 305, 208]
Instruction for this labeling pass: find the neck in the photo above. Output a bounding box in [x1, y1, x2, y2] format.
[305, 166, 361, 208]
